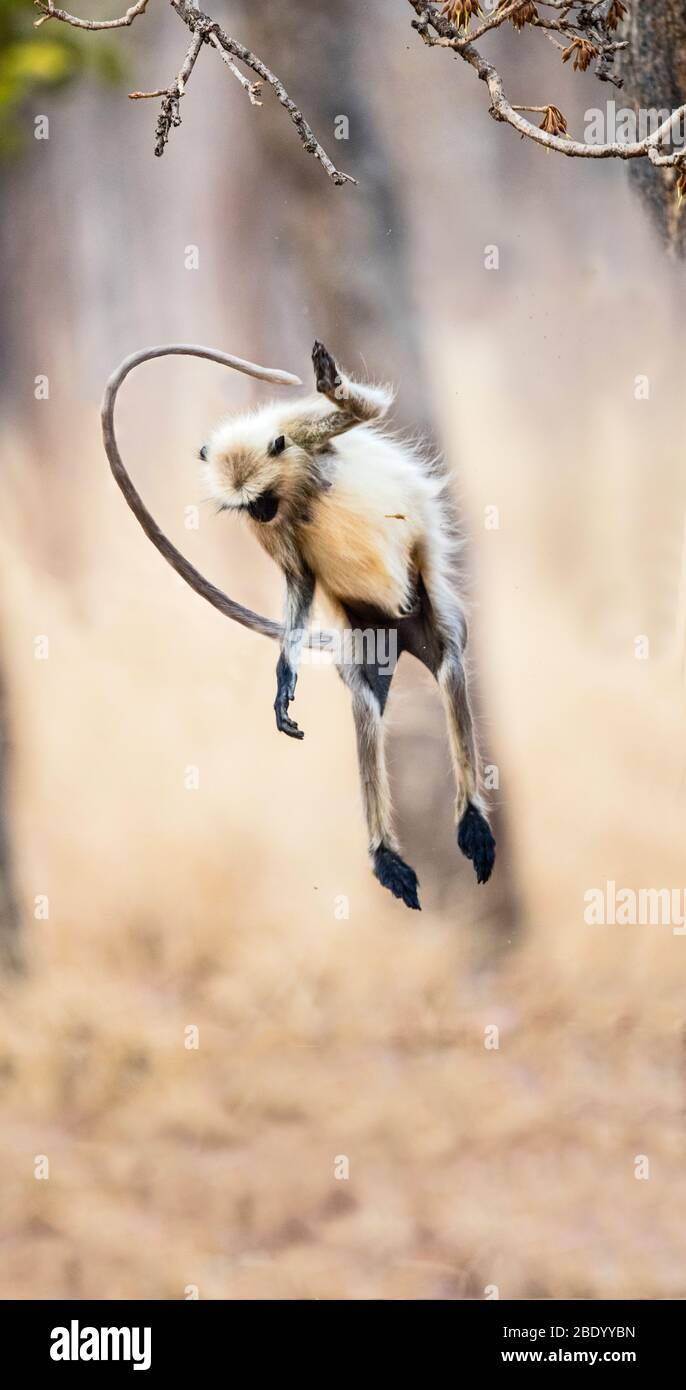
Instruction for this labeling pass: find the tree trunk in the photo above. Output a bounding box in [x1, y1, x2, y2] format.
[236, 0, 430, 431]
[234, 0, 514, 914]
[0, 658, 20, 969]
[622, 2, 686, 255]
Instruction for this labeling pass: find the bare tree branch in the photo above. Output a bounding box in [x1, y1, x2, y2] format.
[409, 2, 686, 171]
[151, 29, 203, 156]
[32, 0, 354, 183]
[34, 0, 149, 30]
[170, 1, 355, 184]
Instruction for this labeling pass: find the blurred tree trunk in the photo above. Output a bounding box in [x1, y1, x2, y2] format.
[622, 2, 686, 256]
[235, 0, 513, 915]
[236, 0, 430, 432]
[0, 660, 19, 969]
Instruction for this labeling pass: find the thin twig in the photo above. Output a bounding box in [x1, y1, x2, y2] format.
[34, 0, 149, 29]
[153, 29, 203, 156]
[208, 32, 262, 106]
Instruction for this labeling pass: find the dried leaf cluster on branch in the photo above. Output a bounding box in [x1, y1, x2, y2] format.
[410, 1, 686, 197]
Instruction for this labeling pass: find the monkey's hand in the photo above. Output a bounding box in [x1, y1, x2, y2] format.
[312, 340, 342, 399]
[274, 665, 305, 740]
[274, 693, 304, 740]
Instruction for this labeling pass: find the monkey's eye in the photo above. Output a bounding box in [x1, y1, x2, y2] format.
[199, 445, 208, 462]
[269, 435, 287, 457]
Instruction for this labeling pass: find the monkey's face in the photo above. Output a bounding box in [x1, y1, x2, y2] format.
[201, 412, 299, 524]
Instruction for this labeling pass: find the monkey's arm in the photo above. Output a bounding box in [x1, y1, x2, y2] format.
[312, 340, 393, 433]
[284, 343, 393, 453]
[274, 566, 315, 739]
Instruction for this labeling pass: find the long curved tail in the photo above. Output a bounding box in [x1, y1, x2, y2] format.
[100, 344, 330, 647]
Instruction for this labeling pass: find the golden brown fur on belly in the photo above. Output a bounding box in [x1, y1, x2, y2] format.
[300, 498, 413, 614]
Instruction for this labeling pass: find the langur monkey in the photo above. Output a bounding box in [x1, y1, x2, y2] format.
[201, 341, 495, 910]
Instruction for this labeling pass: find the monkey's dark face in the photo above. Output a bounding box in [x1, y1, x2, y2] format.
[242, 437, 286, 520]
[247, 490, 280, 524]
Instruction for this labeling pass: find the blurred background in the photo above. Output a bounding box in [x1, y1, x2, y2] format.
[0, 0, 685, 1299]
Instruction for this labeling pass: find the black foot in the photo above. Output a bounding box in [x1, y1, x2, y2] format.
[312, 339, 341, 396]
[457, 803, 496, 884]
[373, 845, 421, 911]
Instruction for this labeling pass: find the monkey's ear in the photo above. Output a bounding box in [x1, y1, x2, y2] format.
[199, 445, 208, 461]
[269, 435, 287, 457]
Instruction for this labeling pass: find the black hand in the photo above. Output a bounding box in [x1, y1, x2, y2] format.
[274, 692, 304, 740]
[274, 657, 304, 739]
[312, 340, 341, 396]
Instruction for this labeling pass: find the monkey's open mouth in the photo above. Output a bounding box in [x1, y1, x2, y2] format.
[247, 490, 279, 524]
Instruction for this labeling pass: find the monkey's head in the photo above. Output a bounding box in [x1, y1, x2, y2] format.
[200, 400, 326, 524]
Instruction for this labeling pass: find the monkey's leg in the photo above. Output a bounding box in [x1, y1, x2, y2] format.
[407, 574, 495, 885]
[275, 568, 315, 740]
[437, 647, 496, 885]
[338, 664, 420, 911]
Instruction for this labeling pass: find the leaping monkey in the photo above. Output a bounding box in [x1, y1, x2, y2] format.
[102, 341, 495, 911]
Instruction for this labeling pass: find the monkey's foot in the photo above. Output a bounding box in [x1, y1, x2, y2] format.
[457, 803, 496, 885]
[312, 340, 341, 396]
[373, 845, 421, 911]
